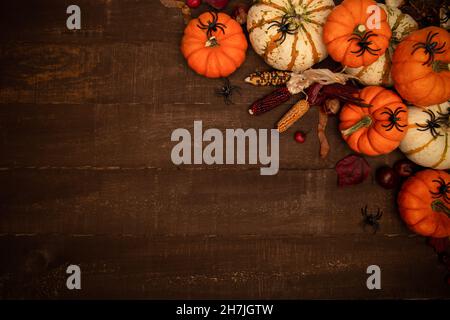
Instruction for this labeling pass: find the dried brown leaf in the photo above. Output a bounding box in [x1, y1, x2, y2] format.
[318, 108, 330, 159]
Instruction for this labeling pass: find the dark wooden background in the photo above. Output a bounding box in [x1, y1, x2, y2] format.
[0, 0, 449, 299]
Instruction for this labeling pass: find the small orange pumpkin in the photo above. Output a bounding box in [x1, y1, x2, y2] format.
[398, 169, 450, 238]
[339, 86, 408, 156]
[181, 12, 248, 78]
[323, 0, 392, 68]
[391, 26, 450, 107]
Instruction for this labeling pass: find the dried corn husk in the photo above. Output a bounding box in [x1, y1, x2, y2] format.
[323, 99, 341, 115]
[276, 100, 310, 133]
[287, 69, 359, 95]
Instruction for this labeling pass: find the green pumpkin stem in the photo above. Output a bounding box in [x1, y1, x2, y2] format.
[432, 60, 450, 73]
[431, 200, 450, 217]
[341, 115, 372, 137]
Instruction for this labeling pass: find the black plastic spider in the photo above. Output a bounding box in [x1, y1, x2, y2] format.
[411, 31, 447, 66]
[215, 78, 240, 105]
[267, 14, 298, 44]
[361, 205, 383, 234]
[197, 11, 227, 38]
[348, 31, 381, 57]
[381, 107, 407, 132]
[416, 109, 443, 138]
[430, 177, 450, 203]
[437, 106, 450, 124]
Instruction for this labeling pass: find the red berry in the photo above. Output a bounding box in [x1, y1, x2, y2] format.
[186, 0, 202, 8]
[294, 131, 306, 143]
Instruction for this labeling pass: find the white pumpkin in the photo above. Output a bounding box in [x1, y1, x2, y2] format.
[400, 102, 450, 170]
[345, 4, 417, 87]
[247, 0, 334, 72]
[441, 5, 449, 30]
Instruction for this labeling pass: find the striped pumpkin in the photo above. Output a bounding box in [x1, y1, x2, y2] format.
[400, 102, 450, 170]
[345, 4, 418, 86]
[247, 0, 334, 72]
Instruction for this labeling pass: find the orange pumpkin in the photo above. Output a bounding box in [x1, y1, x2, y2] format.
[339, 86, 408, 156]
[181, 12, 248, 78]
[391, 26, 450, 107]
[323, 0, 392, 68]
[398, 169, 450, 238]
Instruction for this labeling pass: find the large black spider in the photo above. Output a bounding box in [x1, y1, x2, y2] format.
[416, 109, 443, 138]
[215, 78, 240, 105]
[381, 107, 407, 132]
[197, 11, 227, 38]
[361, 205, 383, 234]
[411, 31, 447, 66]
[348, 31, 381, 57]
[430, 177, 450, 203]
[267, 14, 298, 45]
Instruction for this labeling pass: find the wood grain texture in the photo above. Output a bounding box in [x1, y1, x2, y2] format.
[0, 0, 449, 299]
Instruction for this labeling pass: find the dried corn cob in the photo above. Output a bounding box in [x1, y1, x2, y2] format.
[276, 99, 310, 133]
[248, 87, 291, 116]
[245, 71, 291, 86]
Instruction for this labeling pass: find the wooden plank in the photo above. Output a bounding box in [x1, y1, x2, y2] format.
[1, 0, 446, 300]
[0, 0, 186, 45]
[0, 234, 447, 299]
[0, 102, 404, 168]
[0, 42, 274, 105]
[0, 168, 409, 236]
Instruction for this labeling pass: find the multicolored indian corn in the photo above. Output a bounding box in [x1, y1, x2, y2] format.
[248, 87, 292, 116]
[245, 71, 292, 86]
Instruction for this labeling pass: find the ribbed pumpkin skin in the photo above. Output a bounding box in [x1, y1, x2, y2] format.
[247, 0, 334, 72]
[400, 102, 450, 170]
[339, 86, 408, 156]
[181, 12, 247, 78]
[345, 4, 418, 86]
[323, 0, 392, 68]
[392, 26, 450, 107]
[398, 169, 450, 238]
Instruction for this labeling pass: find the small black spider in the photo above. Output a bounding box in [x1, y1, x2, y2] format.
[430, 177, 450, 203]
[361, 205, 383, 234]
[411, 31, 447, 66]
[381, 107, 407, 132]
[348, 30, 381, 57]
[267, 14, 299, 45]
[197, 11, 227, 38]
[416, 109, 443, 138]
[215, 78, 240, 105]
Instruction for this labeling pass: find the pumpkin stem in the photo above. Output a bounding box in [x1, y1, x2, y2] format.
[432, 60, 450, 73]
[353, 24, 367, 36]
[205, 36, 219, 48]
[341, 115, 372, 137]
[431, 199, 450, 217]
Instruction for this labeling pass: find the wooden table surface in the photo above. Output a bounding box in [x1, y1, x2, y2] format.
[0, 0, 449, 299]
